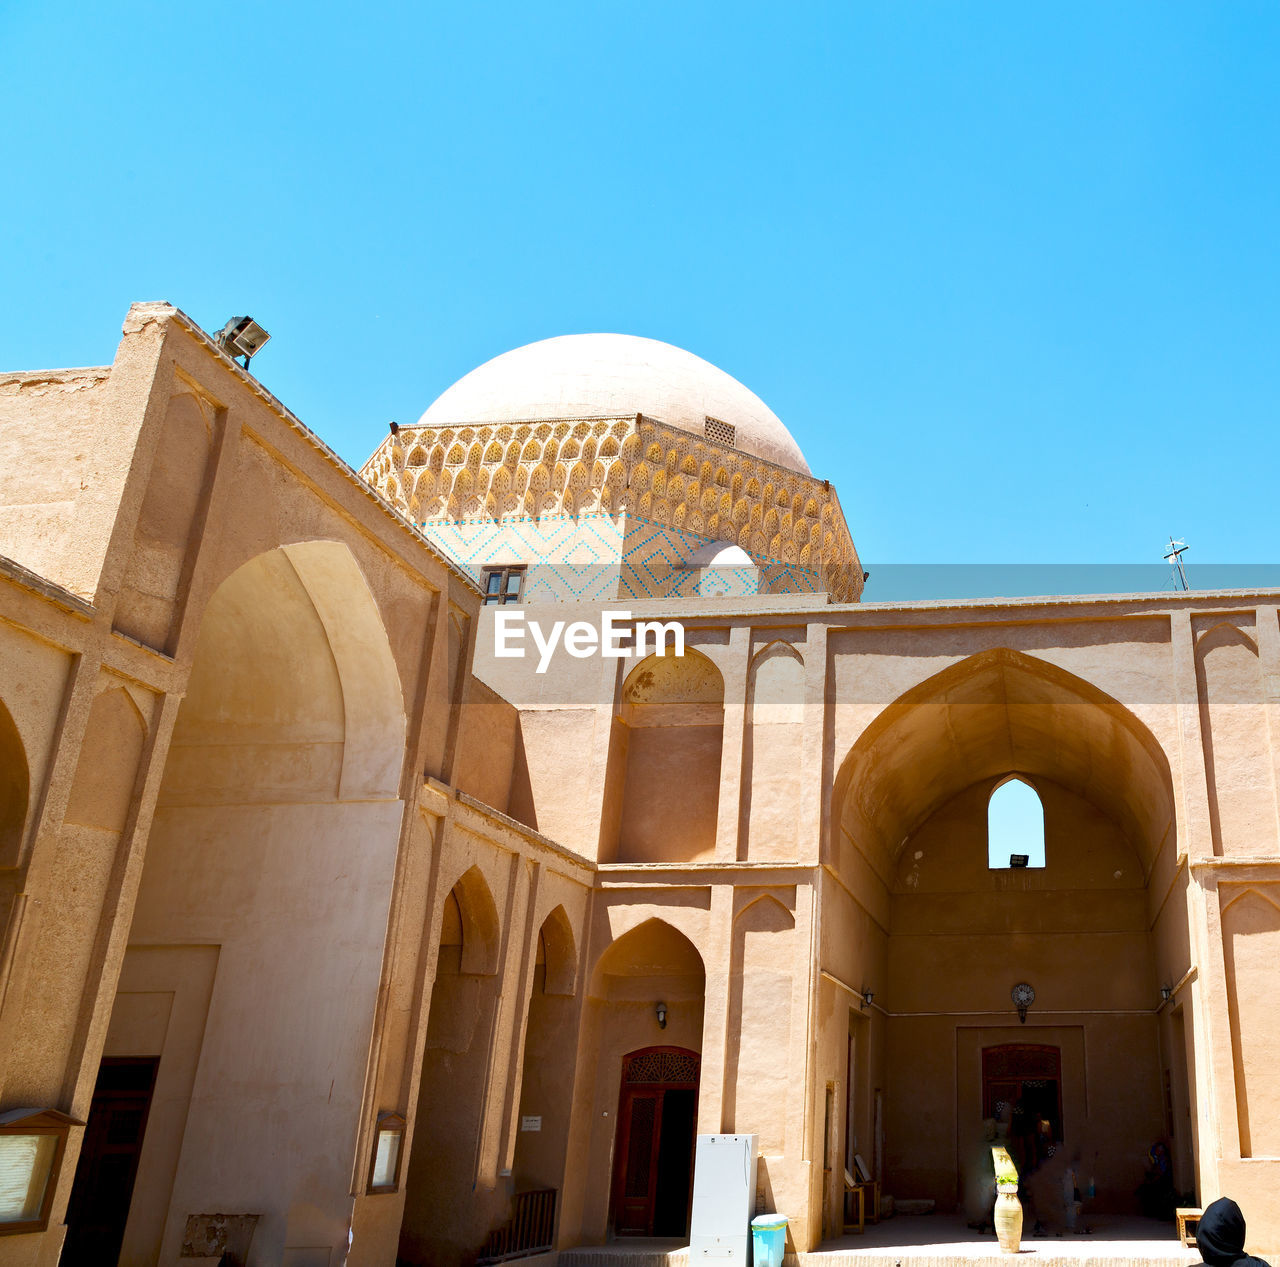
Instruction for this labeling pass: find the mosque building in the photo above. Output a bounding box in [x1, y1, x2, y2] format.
[0, 302, 1277, 1265]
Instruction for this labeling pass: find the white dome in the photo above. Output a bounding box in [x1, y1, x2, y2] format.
[686, 541, 754, 568]
[419, 333, 808, 473]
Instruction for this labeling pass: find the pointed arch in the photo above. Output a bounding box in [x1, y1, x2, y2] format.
[166, 541, 406, 804]
[987, 775, 1046, 869]
[834, 647, 1175, 878]
[592, 916, 706, 990]
[538, 904, 577, 996]
[733, 892, 795, 931]
[450, 865, 501, 976]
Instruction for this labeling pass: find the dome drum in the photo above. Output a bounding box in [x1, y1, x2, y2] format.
[361, 412, 862, 602]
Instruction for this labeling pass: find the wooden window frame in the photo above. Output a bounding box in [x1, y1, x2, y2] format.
[0, 1109, 82, 1237]
[367, 1112, 407, 1195]
[482, 565, 526, 606]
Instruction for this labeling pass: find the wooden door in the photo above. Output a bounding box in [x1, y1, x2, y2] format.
[982, 1045, 1062, 1175]
[610, 1048, 699, 1237]
[62, 1057, 159, 1266]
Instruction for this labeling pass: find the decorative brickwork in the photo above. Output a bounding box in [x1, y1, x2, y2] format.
[360, 413, 862, 602]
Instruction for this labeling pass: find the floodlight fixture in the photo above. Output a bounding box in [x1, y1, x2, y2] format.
[1009, 854, 1030, 869]
[215, 316, 271, 369]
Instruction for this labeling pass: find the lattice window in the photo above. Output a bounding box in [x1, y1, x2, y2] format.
[623, 1049, 700, 1085]
[704, 416, 736, 448]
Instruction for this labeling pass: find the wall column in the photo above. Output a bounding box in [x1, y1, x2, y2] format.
[697, 884, 735, 1135]
[715, 625, 751, 863]
[1172, 608, 1229, 1196]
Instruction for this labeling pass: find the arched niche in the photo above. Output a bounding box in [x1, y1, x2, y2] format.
[1195, 622, 1276, 855]
[1221, 887, 1280, 1156]
[449, 865, 501, 977]
[831, 648, 1178, 1218]
[160, 541, 406, 807]
[539, 904, 577, 997]
[610, 651, 724, 864]
[64, 686, 147, 833]
[742, 642, 805, 862]
[834, 647, 1175, 883]
[0, 697, 30, 865]
[724, 893, 795, 1150]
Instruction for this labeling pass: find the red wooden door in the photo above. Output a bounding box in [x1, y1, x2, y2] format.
[614, 1087, 663, 1235]
[610, 1048, 700, 1237]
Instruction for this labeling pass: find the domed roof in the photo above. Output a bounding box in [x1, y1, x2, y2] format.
[418, 333, 809, 473]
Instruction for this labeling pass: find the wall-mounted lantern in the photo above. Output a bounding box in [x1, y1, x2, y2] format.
[1011, 982, 1035, 1024]
[368, 1112, 406, 1195]
[655, 1002, 668, 1030]
[860, 987, 874, 1010]
[0, 1108, 83, 1236]
[1160, 985, 1173, 1003]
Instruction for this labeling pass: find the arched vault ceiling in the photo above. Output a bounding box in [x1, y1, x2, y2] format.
[836, 648, 1175, 882]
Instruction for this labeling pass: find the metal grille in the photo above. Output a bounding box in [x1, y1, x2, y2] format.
[477, 1189, 557, 1263]
[623, 1050, 700, 1085]
[704, 416, 736, 447]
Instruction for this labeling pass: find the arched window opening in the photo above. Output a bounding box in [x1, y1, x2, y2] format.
[987, 777, 1045, 869]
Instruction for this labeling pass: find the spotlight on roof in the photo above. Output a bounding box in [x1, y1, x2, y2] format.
[1010, 854, 1030, 869]
[214, 316, 271, 369]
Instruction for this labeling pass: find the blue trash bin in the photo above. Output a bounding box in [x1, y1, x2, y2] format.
[751, 1214, 787, 1267]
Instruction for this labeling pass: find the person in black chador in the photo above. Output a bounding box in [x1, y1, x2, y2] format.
[1196, 1197, 1269, 1267]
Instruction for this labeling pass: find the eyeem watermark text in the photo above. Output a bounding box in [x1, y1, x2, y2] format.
[494, 610, 685, 673]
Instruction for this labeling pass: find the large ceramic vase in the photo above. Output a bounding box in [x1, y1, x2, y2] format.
[994, 1183, 1023, 1253]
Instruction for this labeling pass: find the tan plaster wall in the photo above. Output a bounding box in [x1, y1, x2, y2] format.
[511, 957, 578, 1191]
[0, 619, 76, 869]
[615, 725, 722, 863]
[742, 645, 804, 862]
[113, 384, 219, 652]
[1195, 621, 1279, 856]
[0, 369, 113, 596]
[723, 894, 795, 1152]
[133, 793, 405, 1264]
[1220, 886, 1280, 1157]
[454, 677, 520, 815]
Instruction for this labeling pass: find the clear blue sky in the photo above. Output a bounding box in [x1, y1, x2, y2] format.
[3, 3, 1277, 593]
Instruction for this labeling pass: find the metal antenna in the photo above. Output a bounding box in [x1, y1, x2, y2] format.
[1164, 537, 1190, 591]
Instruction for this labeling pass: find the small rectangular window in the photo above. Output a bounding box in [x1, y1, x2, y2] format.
[482, 566, 525, 606]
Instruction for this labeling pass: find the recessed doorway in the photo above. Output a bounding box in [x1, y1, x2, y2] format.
[982, 1044, 1062, 1174]
[610, 1047, 700, 1237]
[62, 1057, 159, 1266]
